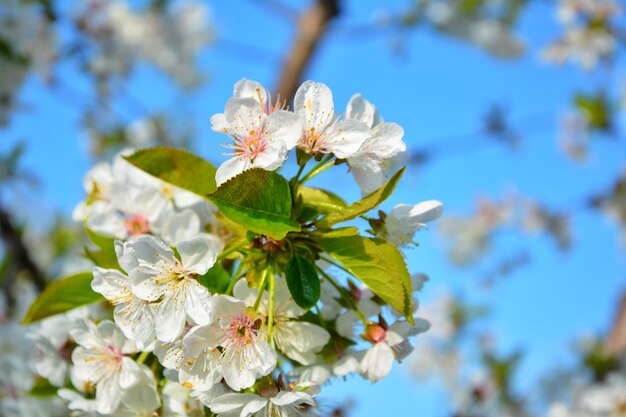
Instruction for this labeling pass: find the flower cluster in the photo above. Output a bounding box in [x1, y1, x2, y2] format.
[549, 372, 626, 417]
[21, 78, 442, 416]
[422, 0, 525, 59]
[542, 0, 623, 71]
[210, 78, 408, 194]
[0, 0, 56, 126]
[76, 0, 213, 87]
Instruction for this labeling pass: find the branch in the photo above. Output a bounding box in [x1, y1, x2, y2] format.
[608, 289, 626, 355]
[0, 205, 47, 292]
[274, 0, 341, 103]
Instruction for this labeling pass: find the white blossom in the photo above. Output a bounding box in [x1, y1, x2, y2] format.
[91, 243, 156, 350]
[345, 94, 406, 195]
[233, 277, 331, 365]
[294, 81, 370, 159]
[211, 79, 303, 185]
[125, 235, 216, 342]
[207, 381, 319, 417]
[383, 200, 443, 247]
[70, 320, 147, 414]
[183, 295, 276, 391]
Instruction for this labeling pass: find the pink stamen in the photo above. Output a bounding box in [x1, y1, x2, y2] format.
[256, 87, 286, 115]
[299, 128, 325, 154]
[124, 214, 150, 236]
[231, 130, 268, 161]
[225, 313, 259, 351]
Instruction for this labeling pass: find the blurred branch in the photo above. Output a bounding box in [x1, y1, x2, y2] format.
[0, 204, 46, 292]
[274, 0, 341, 103]
[608, 289, 626, 355]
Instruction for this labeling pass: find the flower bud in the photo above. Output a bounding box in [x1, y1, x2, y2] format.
[365, 323, 387, 344]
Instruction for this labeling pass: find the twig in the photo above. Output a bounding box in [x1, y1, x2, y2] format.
[274, 0, 341, 103]
[608, 289, 626, 355]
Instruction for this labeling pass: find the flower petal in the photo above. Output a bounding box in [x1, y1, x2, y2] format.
[155, 293, 187, 342]
[294, 81, 334, 130]
[178, 235, 217, 275]
[266, 110, 303, 150]
[215, 157, 251, 186]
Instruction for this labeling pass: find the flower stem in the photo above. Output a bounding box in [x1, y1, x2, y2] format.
[217, 240, 247, 261]
[136, 350, 150, 364]
[291, 161, 307, 185]
[300, 155, 334, 183]
[314, 305, 328, 329]
[253, 270, 268, 311]
[225, 261, 245, 295]
[315, 265, 369, 325]
[267, 269, 276, 338]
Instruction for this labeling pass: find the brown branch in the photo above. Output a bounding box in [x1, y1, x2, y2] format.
[608, 289, 626, 355]
[0, 205, 47, 292]
[274, 0, 340, 103]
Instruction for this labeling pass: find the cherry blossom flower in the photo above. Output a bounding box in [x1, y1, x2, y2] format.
[339, 319, 430, 383]
[206, 381, 319, 417]
[383, 200, 444, 247]
[85, 184, 172, 240]
[294, 81, 369, 159]
[70, 320, 147, 414]
[91, 243, 156, 350]
[345, 94, 406, 195]
[211, 80, 303, 185]
[125, 234, 216, 342]
[233, 277, 331, 365]
[28, 309, 89, 387]
[183, 295, 276, 391]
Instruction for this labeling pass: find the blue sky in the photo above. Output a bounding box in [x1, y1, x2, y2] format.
[2, 0, 626, 415]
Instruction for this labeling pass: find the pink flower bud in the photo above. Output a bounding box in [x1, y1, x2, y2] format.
[365, 323, 387, 344]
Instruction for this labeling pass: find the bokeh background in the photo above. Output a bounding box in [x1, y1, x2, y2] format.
[1, 0, 625, 416]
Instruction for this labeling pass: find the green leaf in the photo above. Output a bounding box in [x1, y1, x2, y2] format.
[83, 225, 121, 270]
[29, 377, 57, 397]
[575, 92, 611, 132]
[22, 272, 104, 324]
[285, 256, 321, 309]
[198, 263, 231, 293]
[321, 227, 360, 238]
[297, 186, 347, 215]
[84, 246, 121, 271]
[124, 147, 217, 197]
[320, 235, 413, 321]
[317, 167, 405, 229]
[85, 224, 116, 251]
[208, 169, 301, 240]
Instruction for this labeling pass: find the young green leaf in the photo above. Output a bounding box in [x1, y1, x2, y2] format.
[285, 256, 321, 309]
[22, 272, 104, 324]
[198, 263, 231, 293]
[84, 246, 121, 271]
[208, 168, 301, 240]
[320, 235, 413, 322]
[29, 377, 58, 397]
[83, 226, 121, 270]
[320, 227, 360, 238]
[317, 167, 405, 229]
[85, 224, 116, 251]
[124, 147, 218, 197]
[297, 186, 347, 215]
